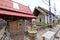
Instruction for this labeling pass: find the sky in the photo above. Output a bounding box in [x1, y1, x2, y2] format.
[12, 0, 60, 15]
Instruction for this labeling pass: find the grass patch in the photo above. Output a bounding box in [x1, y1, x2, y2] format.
[28, 29, 37, 33]
[33, 22, 49, 27]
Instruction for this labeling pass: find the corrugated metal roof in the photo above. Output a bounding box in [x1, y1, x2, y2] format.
[0, 0, 36, 18]
[33, 7, 55, 16]
[0, 0, 32, 15]
[0, 10, 36, 18]
[38, 7, 55, 16]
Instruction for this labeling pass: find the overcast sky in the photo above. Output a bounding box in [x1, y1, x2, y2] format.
[12, 0, 60, 15]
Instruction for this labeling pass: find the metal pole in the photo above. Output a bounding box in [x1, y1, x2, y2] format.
[49, 0, 53, 29]
[49, 0, 51, 12]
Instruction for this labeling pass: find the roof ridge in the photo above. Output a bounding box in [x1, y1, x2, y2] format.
[38, 6, 55, 16]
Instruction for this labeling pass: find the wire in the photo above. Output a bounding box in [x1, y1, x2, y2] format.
[42, 0, 55, 10]
[42, 0, 49, 6]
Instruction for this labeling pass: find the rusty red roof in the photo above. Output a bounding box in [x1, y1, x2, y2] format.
[0, 0, 36, 18]
[0, 10, 36, 18]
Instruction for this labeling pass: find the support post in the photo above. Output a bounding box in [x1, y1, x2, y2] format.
[30, 19, 32, 29]
[49, 0, 53, 29]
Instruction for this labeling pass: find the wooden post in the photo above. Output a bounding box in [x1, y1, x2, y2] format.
[30, 19, 32, 29]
